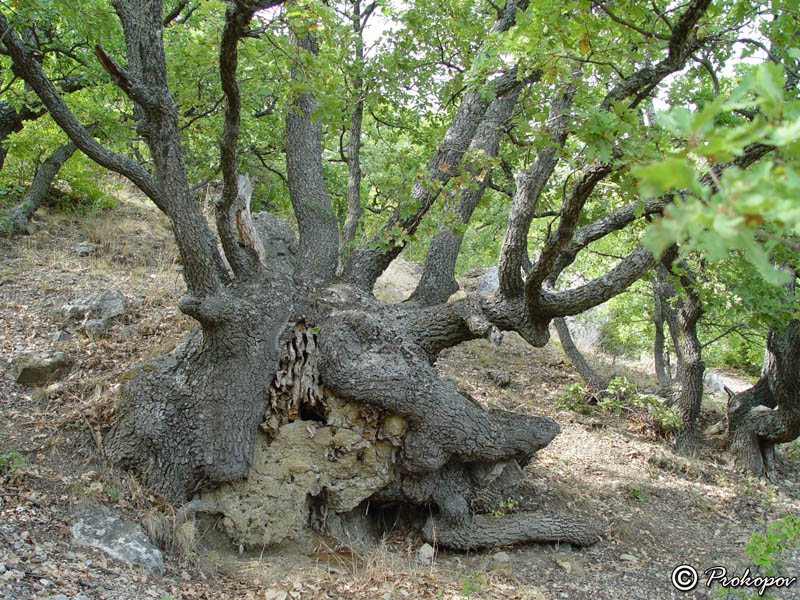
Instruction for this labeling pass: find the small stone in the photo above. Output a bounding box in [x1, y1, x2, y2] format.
[52, 595, 69, 600]
[53, 330, 70, 343]
[13, 351, 72, 386]
[493, 551, 511, 563]
[84, 318, 111, 337]
[417, 543, 435, 564]
[619, 553, 638, 562]
[39, 578, 51, 587]
[0, 562, 5, 573]
[72, 242, 98, 257]
[72, 503, 163, 576]
[554, 553, 572, 573]
[486, 369, 511, 388]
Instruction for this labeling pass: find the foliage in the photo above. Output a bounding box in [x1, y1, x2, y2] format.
[713, 514, 800, 599]
[639, 61, 800, 290]
[555, 382, 591, 415]
[459, 571, 485, 597]
[557, 377, 681, 434]
[0, 451, 26, 484]
[490, 496, 518, 517]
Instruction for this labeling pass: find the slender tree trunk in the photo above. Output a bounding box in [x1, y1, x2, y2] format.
[652, 281, 672, 394]
[338, 0, 366, 268]
[4, 140, 76, 235]
[554, 317, 609, 391]
[654, 254, 705, 454]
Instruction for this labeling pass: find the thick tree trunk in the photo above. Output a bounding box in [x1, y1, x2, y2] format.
[654, 255, 705, 454]
[727, 319, 800, 481]
[108, 270, 601, 549]
[554, 317, 609, 391]
[106, 270, 295, 501]
[4, 140, 77, 235]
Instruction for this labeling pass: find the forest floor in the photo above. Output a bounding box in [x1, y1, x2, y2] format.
[1, 191, 800, 600]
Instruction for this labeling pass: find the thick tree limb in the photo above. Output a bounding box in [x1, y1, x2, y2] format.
[521, 162, 613, 306]
[497, 77, 579, 298]
[285, 20, 339, 285]
[409, 90, 521, 306]
[341, 0, 533, 291]
[339, 0, 368, 268]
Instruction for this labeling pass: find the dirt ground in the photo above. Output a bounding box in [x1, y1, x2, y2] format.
[1, 193, 799, 600]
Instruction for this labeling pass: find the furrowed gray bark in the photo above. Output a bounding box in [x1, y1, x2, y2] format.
[5, 140, 76, 235]
[409, 90, 521, 306]
[285, 23, 339, 285]
[727, 269, 800, 480]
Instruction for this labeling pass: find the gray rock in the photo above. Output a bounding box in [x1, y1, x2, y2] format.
[63, 287, 127, 334]
[619, 553, 638, 562]
[53, 330, 70, 343]
[71, 503, 163, 576]
[13, 351, 71, 386]
[417, 543, 435, 564]
[477, 267, 499, 296]
[493, 551, 511, 563]
[486, 369, 511, 388]
[253, 212, 298, 274]
[72, 242, 98, 257]
[84, 319, 111, 337]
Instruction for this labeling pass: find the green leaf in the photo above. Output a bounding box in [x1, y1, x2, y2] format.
[632, 157, 697, 198]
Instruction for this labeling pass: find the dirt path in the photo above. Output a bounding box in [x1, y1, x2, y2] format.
[1, 197, 799, 600]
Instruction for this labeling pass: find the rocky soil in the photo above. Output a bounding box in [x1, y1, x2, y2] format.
[1, 192, 799, 600]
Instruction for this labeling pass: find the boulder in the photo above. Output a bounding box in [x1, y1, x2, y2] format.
[71, 504, 163, 576]
[63, 287, 127, 334]
[13, 351, 71, 386]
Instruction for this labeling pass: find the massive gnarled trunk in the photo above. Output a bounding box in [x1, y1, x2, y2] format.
[1, 0, 722, 553]
[727, 311, 800, 481]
